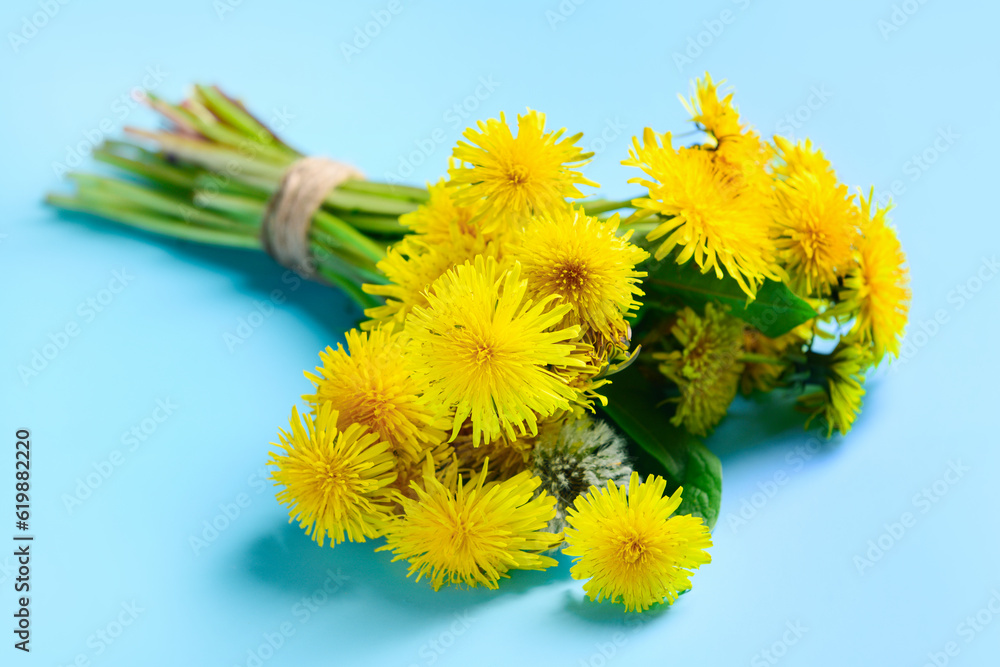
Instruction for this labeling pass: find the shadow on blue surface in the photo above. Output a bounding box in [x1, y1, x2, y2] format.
[238, 520, 584, 618]
[560, 590, 673, 625]
[707, 388, 858, 461]
[48, 207, 363, 335]
[238, 520, 688, 626]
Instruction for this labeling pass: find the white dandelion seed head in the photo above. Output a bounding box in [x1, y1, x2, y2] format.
[531, 416, 633, 536]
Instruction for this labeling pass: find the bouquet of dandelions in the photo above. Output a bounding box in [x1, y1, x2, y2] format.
[48, 74, 910, 611]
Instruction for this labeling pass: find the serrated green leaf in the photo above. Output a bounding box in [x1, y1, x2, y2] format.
[643, 258, 816, 337]
[600, 370, 723, 530]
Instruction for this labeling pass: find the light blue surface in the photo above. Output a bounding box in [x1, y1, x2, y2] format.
[2, 1, 998, 664]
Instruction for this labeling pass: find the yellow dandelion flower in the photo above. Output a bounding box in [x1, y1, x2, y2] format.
[623, 128, 781, 298]
[556, 340, 614, 418]
[406, 256, 586, 446]
[448, 109, 598, 228]
[399, 179, 489, 244]
[680, 73, 774, 188]
[365, 179, 506, 332]
[681, 73, 770, 174]
[510, 207, 648, 343]
[681, 73, 743, 142]
[303, 327, 448, 468]
[454, 429, 535, 481]
[362, 233, 502, 331]
[378, 457, 560, 590]
[797, 341, 869, 437]
[773, 172, 858, 296]
[772, 136, 836, 187]
[564, 472, 712, 612]
[841, 191, 911, 362]
[714, 131, 772, 188]
[269, 404, 397, 546]
[655, 304, 744, 436]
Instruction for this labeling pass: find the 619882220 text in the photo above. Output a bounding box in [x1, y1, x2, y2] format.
[13, 428, 32, 653]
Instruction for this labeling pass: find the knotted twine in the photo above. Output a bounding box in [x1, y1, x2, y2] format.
[260, 156, 363, 280]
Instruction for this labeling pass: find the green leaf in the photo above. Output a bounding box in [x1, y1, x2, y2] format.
[599, 370, 723, 530]
[643, 258, 816, 338]
[671, 441, 723, 528]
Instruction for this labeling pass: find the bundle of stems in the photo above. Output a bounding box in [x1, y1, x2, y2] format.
[46, 85, 629, 308]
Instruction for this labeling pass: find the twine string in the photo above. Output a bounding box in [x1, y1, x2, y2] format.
[261, 156, 363, 279]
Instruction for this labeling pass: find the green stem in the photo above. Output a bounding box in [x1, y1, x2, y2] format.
[311, 210, 387, 264]
[146, 94, 292, 165]
[622, 207, 658, 226]
[313, 260, 380, 310]
[93, 148, 198, 190]
[45, 194, 261, 248]
[739, 353, 787, 366]
[336, 211, 407, 235]
[620, 221, 660, 237]
[324, 188, 420, 217]
[69, 174, 249, 233]
[194, 84, 296, 157]
[338, 179, 429, 203]
[581, 198, 637, 216]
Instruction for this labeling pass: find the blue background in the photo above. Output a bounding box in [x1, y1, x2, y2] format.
[2, 0, 998, 665]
